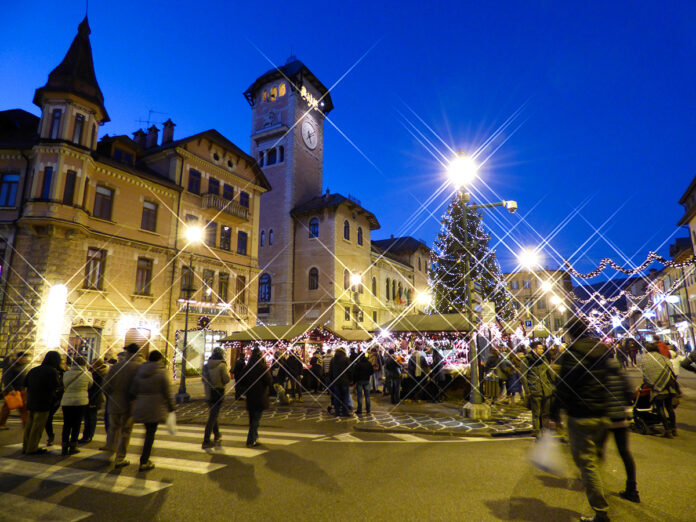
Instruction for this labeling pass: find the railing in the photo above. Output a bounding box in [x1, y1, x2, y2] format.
[201, 193, 249, 221]
[231, 302, 248, 318]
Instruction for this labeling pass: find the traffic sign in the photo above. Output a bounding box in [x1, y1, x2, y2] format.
[524, 320, 533, 328]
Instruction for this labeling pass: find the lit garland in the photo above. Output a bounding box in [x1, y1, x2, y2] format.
[564, 251, 696, 279]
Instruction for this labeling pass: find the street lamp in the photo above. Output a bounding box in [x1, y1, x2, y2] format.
[447, 152, 517, 420]
[540, 280, 553, 293]
[550, 294, 562, 306]
[175, 225, 203, 404]
[415, 290, 433, 308]
[518, 248, 540, 270]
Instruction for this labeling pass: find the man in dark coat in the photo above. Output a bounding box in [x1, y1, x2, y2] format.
[285, 350, 304, 401]
[554, 319, 611, 522]
[243, 348, 271, 447]
[522, 342, 554, 437]
[22, 351, 61, 454]
[329, 348, 351, 416]
[233, 355, 247, 400]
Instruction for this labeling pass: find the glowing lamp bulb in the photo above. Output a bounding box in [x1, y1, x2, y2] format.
[540, 280, 553, 292]
[447, 154, 478, 188]
[518, 249, 540, 269]
[558, 304, 567, 313]
[185, 226, 203, 243]
[415, 291, 433, 307]
[550, 294, 562, 306]
[350, 273, 362, 286]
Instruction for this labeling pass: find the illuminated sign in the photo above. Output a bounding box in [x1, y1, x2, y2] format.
[300, 85, 323, 110]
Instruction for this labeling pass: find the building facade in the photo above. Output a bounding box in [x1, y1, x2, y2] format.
[0, 18, 268, 365]
[244, 58, 430, 332]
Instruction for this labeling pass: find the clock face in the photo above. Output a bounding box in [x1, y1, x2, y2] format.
[301, 119, 318, 150]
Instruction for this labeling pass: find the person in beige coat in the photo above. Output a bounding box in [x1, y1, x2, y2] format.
[202, 347, 230, 449]
[60, 356, 92, 456]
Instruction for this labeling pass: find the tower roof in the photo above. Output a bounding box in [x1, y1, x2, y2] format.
[33, 17, 109, 122]
[243, 57, 334, 114]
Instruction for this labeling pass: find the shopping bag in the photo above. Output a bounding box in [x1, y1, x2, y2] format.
[528, 429, 566, 476]
[166, 411, 177, 436]
[4, 391, 24, 410]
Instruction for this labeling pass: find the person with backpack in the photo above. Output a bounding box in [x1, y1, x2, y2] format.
[202, 348, 230, 449]
[640, 343, 679, 438]
[368, 347, 382, 393]
[80, 358, 107, 444]
[232, 354, 247, 400]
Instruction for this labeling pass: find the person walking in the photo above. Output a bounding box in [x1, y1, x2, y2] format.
[232, 354, 247, 400]
[22, 351, 61, 455]
[285, 350, 304, 401]
[202, 348, 230, 449]
[243, 348, 271, 447]
[60, 356, 92, 456]
[523, 342, 554, 438]
[0, 351, 30, 429]
[309, 350, 323, 394]
[554, 319, 611, 522]
[368, 347, 382, 393]
[45, 357, 66, 446]
[130, 350, 175, 472]
[80, 358, 107, 444]
[102, 343, 144, 468]
[640, 342, 678, 438]
[329, 347, 352, 416]
[352, 352, 373, 415]
[385, 349, 402, 404]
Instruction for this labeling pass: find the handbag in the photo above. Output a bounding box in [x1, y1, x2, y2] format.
[4, 390, 24, 410]
[529, 429, 566, 476]
[166, 411, 177, 435]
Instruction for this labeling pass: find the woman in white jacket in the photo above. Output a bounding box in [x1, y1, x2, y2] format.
[61, 356, 93, 455]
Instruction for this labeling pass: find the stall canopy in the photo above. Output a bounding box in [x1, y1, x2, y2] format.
[221, 324, 372, 343]
[378, 313, 474, 333]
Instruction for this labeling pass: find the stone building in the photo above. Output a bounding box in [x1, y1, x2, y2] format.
[245, 58, 430, 331]
[0, 18, 268, 364]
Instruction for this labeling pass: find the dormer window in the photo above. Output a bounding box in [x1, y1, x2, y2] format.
[73, 114, 85, 145]
[262, 90, 268, 102]
[279, 83, 286, 97]
[270, 87, 278, 101]
[49, 109, 62, 139]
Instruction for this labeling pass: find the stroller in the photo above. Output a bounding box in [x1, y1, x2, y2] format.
[631, 384, 663, 435]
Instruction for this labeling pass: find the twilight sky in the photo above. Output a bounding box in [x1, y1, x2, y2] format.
[2, 1, 695, 279]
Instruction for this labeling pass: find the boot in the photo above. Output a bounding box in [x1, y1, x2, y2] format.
[580, 511, 610, 521]
[619, 486, 640, 503]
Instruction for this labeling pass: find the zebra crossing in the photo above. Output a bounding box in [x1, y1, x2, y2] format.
[0, 420, 321, 520]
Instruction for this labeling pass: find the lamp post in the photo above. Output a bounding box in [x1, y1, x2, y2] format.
[175, 225, 203, 404]
[448, 153, 517, 419]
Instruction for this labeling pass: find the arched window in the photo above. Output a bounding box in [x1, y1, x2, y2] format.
[309, 218, 319, 238]
[392, 280, 396, 301]
[266, 148, 277, 165]
[279, 83, 286, 97]
[398, 283, 403, 300]
[278, 146, 284, 162]
[386, 278, 390, 300]
[270, 87, 278, 101]
[371, 277, 377, 295]
[260, 230, 265, 247]
[344, 269, 350, 290]
[259, 274, 271, 302]
[357, 227, 363, 245]
[268, 229, 274, 245]
[406, 289, 412, 304]
[343, 220, 350, 240]
[308, 267, 319, 290]
[262, 90, 268, 102]
[418, 257, 422, 271]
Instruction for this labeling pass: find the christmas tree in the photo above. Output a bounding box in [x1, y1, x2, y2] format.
[429, 191, 518, 321]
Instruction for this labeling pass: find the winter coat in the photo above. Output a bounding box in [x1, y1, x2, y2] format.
[681, 350, 696, 374]
[555, 338, 610, 419]
[87, 366, 107, 409]
[286, 354, 304, 379]
[408, 351, 428, 378]
[640, 350, 674, 393]
[131, 361, 174, 424]
[604, 358, 634, 423]
[104, 353, 144, 415]
[329, 350, 351, 387]
[24, 361, 61, 412]
[430, 349, 445, 382]
[244, 355, 272, 412]
[369, 352, 381, 372]
[352, 355, 374, 382]
[322, 353, 333, 376]
[61, 367, 93, 407]
[1, 358, 27, 394]
[385, 356, 402, 376]
[309, 355, 322, 374]
[522, 352, 553, 398]
[203, 359, 230, 397]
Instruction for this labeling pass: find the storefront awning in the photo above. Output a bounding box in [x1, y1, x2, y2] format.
[221, 324, 373, 343]
[378, 313, 474, 333]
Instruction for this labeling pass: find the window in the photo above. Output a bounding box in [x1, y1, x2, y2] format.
[358, 309, 364, 322]
[63, 170, 77, 205]
[219, 273, 229, 302]
[392, 280, 396, 301]
[188, 169, 201, 194]
[260, 230, 265, 247]
[418, 258, 422, 271]
[259, 274, 271, 302]
[73, 114, 84, 145]
[0, 173, 19, 206]
[82, 178, 89, 208]
[237, 231, 248, 255]
[220, 226, 231, 250]
[523, 280, 531, 289]
[205, 221, 217, 247]
[113, 148, 133, 164]
[223, 184, 234, 200]
[309, 218, 319, 238]
[372, 277, 377, 295]
[84, 248, 106, 290]
[398, 283, 403, 300]
[258, 151, 264, 166]
[343, 220, 350, 240]
[202, 269, 215, 302]
[91, 124, 96, 149]
[357, 227, 363, 245]
[372, 311, 377, 323]
[262, 90, 268, 102]
[135, 257, 153, 295]
[309, 267, 319, 290]
[278, 146, 284, 162]
[239, 191, 249, 208]
[344, 269, 350, 290]
[279, 83, 286, 96]
[208, 177, 219, 195]
[266, 148, 277, 165]
[268, 229, 273, 245]
[185, 213, 198, 223]
[181, 265, 194, 297]
[93, 185, 113, 220]
[554, 318, 562, 330]
[40, 167, 53, 200]
[537, 297, 546, 310]
[386, 279, 391, 300]
[236, 275, 246, 304]
[270, 86, 277, 101]
[141, 201, 157, 232]
[344, 306, 350, 321]
[49, 109, 62, 139]
[510, 281, 519, 290]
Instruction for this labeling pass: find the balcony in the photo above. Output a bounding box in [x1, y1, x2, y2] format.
[201, 193, 249, 222]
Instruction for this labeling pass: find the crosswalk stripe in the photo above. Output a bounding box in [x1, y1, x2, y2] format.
[334, 432, 363, 442]
[0, 492, 92, 521]
[390, 433, 428, 442]
[87, 434, 266, 457]
[2, 444, 225, 474]
[167, 425, 322, 439]
[0, 458, 171, 497]
[93, 429, 300, 446]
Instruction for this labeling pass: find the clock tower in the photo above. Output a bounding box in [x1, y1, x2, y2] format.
[244, 57, 334, 325]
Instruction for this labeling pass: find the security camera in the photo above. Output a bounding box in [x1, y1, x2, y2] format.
[504, 200, 518, 214]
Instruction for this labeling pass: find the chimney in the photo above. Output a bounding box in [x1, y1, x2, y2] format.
[162, 119, 175, 144]
[146, 125, 159, 148]
[133, 129, 146, 148]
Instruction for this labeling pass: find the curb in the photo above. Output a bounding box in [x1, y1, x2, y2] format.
[353, 424, 533, 438]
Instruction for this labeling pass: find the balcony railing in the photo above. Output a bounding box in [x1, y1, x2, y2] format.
[202, 193, 249, 221]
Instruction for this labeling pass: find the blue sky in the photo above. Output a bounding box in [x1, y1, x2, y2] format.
[2, 1, 695, 277]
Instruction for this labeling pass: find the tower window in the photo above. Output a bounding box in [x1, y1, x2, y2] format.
[309, 218, 319, 238]
[308, 267, 319, 290]
[268, 229, 273, 245]
[278, 146, 284, 163]
[266, 148, 277, 165]
[343, 220, 350, 240]
[279, 83, 286, 97]
[262, 90, 268, 102]
[259, 274, 271, 302]
[63, 170, 77, 205]
[188, 169, 201, 195]
[386, 278, 390, 300]
[50, 109, 62, 139]
[73, 114, 85, 145]
[418, 257, 422, 271]
[91, 124, 96, 149]
[0, 173, 19, 207]
[40, 167, 53, 200]
[270, 87, 278, 101]
[260, 230, 265, 247]
[357, 227, 363, 245]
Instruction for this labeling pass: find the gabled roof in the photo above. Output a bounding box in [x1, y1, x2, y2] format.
[372, 236, 429, 254]
[0, 109, 39, 149]
[145, 129, 271, 191]
[33, 17, 109, 122]
[290, 192, 380, 230]
[243, 58, 334, 114]
[220, 323, 371, 342]
[379, 313, 474, 333]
